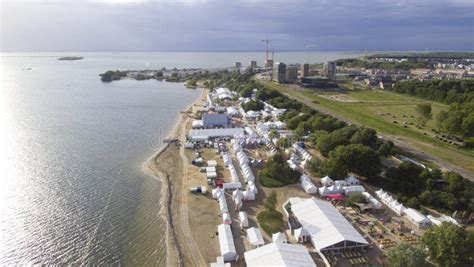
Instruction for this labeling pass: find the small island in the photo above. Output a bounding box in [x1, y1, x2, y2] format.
[98, 68, 205, 84]
[57, 56, 84, 61]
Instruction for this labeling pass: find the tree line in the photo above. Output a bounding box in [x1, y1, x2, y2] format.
[337, 58, 432, 70]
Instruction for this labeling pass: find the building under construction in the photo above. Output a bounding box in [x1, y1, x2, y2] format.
[273, 62, 286, 83]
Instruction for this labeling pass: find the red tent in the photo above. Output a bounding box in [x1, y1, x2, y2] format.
[326, 194, 345, 200]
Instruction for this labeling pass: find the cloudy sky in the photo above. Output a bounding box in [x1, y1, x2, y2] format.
[0, 0, 473, 51]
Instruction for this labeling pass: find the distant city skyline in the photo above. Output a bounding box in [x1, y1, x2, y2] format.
[1, 0, 473, 52]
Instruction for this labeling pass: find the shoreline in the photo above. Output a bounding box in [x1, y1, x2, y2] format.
[141, 87, 207, 266]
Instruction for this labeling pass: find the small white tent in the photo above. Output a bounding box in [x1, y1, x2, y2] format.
[212, 188, 224, 199]
[207, 160, 218, 167]
[218, 195, 228, 214]
[247, 227, 265, 247]
[243, 190, 256, 201]
[321, 176, 334, 186]
[301, 179, 318, 194]
[239, 211, 249, 228]
[345, 174, 360, 185]
[223, 212, 232, 225]
[343, 185, 365, 195]
[218, 224, 238, 262]
[272, 232, 288, 244]
[318, 186, 331, 196]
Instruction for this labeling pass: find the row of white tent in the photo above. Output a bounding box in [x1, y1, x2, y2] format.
[375, 189, 406, 216]
[232, 188, 256, 210]
[232, 141, 257, 185]
[292, 143, 312, 161]
[300, 174, 366, 197]
[321, 175, 361, 187]
[375, 189, 431, 228]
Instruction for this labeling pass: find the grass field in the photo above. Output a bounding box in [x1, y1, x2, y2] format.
[261, 80, 474, 173]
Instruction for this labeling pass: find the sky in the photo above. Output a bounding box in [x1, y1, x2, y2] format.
[0, 0, 473, 51]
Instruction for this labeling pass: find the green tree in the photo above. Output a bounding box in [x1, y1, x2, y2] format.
[422, 222, 474, 267]
[264, 191, 277, 210]
[323, 144, 381, 180]
[242, 99, 264, 112]
[436, 110, 449, 131]
[306, 158, 322, 176]
[387, 243, 427, 267]
[415, 103, 432, 126]
[259, 153, 300, 187]
[268, 129, 279, 139]
[347, 192, 367, 204]
[276, 137, 291, 148]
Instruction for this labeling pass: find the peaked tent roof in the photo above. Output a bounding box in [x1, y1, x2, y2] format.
[244, 242, 316, 267]
[291, 197, 368, 251]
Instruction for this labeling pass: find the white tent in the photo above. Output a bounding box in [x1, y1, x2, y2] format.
[218, 224, 238, 262]
[318, 186, 331, 196]
[290, 197, 368, 252]
[392, 203, 405, 216]
[404, 208, 431, 228]
[223, 182, 242, 190]
[192, 119, 203, 129]
[294, 227, 310, 242]
[218, 195, 228, 214]
[223, 212, 232, 225]
[244, 242, 316, 267]
[247, 227, 265, 247]
[228, 165, 240, 183]
[345, 174, 360, 185]
[272, 232, 288, 244]
[207, 171, 217, 179]
[301, 179, 318, 194]
[321, 176, 334, 186]
[233, 143, 242, 152]
[205, 166, 217, 173]
[243, 190, 256, 201]
[375, 188, 385, 196]
[210, 256, 231, 267]
[222, 153, 232, 167]
[248, 184, 258, 195]
[239, 211, 249, 228]
[237, 151, 249, 164]
[227, 106, 239, 116]
[212, 188, 224, 199]
[207, 160, 218, 167]
[233, 189, 243, 199]
[343, 185, 365, 195]
[334, 180, 347, 189]
[362, 192, 383, 209]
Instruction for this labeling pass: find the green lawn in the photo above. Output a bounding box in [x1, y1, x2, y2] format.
[261, 80, 474, 173]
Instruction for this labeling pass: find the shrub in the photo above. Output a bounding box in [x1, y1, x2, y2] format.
[257, 209, 284, 235]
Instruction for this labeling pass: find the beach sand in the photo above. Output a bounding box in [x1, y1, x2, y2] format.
[142, 88, 210, 266]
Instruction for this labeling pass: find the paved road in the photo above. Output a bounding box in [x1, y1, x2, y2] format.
[257, 75, 474, 180]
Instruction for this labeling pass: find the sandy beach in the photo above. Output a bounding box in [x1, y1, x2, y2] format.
[142, 88, 209, 266]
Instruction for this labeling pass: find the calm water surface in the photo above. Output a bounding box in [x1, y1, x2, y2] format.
[0, 51, 362, 265]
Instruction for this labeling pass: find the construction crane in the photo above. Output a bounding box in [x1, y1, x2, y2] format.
[261, 37, 272, 64]
[261, 37, 283, 68]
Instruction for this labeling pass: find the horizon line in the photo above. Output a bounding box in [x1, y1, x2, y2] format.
[1, 49, 474, 53]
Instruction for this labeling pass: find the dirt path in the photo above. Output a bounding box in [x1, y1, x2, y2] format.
[176, 115, 207, 267]
[259, 77, 474, 180]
